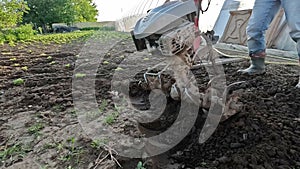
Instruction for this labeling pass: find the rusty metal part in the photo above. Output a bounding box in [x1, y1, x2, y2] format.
[138, 31, 246, 125]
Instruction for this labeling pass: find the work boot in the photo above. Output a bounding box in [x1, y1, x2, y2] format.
[238, 51, 266, 75]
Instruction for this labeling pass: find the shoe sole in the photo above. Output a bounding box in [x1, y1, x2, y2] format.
[237, 70, 266, 75]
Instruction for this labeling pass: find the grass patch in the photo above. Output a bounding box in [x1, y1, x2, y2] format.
[0, 143, 29, 162]
[57, 137, 84, 166]
[28, 123, 44, 137]
[90, 139, 108, 149]
[104, 111, 119, 125]
[99, 99, 108, 112]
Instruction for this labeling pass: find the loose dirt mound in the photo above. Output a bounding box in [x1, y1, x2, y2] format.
[168, 64, 300, 169]
[0, 36, 299, 169]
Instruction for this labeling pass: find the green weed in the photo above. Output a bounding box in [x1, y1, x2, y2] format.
[136, 161, 146, 169]
[115, 67, 123, 71]
[90, 139, 108, 149]
[58, 137, 83, 165]
[52, 104, 63, 112]
[75, 73, 86, 78]
[0, 143, 28, 161]
[103, 61, 109, 65]
[65, 63, 71, 68]
[28, 123, 44, 137]
[13, 78, 24, 85]
[21, 66, 28, 71]
[99, 99, 108, 112]
[104, 111, 119, 125]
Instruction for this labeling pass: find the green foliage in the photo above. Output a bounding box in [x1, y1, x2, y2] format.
[0, 24, 36, 44]
[90, 139, 108, 149]
[28, 123, 44, 137]
[115, 67, 124, 71]
[14, 24, 36, 40]
[0, 32, 5, 44]
[13, 78, 25, 85]
[49, 61, 56, 65]
[57, 137, 83, 165]
[21, 66, 28, 71]
[5, 33, 17, 44]
[104, 111, 119, 125]
[30, 31, 94, 44]
[0, 143, 28, 161]
[136, 161, 146, 169]
[0, 0, 29, 29]
[71, 0, 98, 22]
[65, 63, 71, 68]
[0, 28, 127, 46]
[52, 104, 63, 112]
[28, 123, 44, 134]
[0, 30, 93, 45]
[103, 61, 109, 65]
[99, 99, 108, 112]
[75, 73, 86, 78]
[23, 0, 98, 31]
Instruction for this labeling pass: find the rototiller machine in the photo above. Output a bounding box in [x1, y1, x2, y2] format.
[129, 0, 243, 135]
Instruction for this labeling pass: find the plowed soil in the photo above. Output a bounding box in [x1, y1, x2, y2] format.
[0, 35, 299, 169]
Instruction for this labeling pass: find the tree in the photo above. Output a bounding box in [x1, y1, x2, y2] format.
[0, 0, 29, 29]
[23, 0, 98, 31]
[71, 0, 98, 22]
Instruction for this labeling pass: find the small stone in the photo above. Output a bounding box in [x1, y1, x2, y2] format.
[243, 134, 248, 140]
[217, 156, 230, 163]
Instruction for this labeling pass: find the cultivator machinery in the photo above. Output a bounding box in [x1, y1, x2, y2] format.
[130, 0, 243, 131]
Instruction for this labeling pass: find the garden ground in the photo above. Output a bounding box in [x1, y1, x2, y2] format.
[0, 31, 299, 169]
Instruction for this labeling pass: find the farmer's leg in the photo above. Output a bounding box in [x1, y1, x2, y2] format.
[281, 0, 300, 88]
[238, 0, 281, 75]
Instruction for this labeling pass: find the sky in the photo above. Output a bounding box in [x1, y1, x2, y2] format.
[94, 0, 141, 21]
